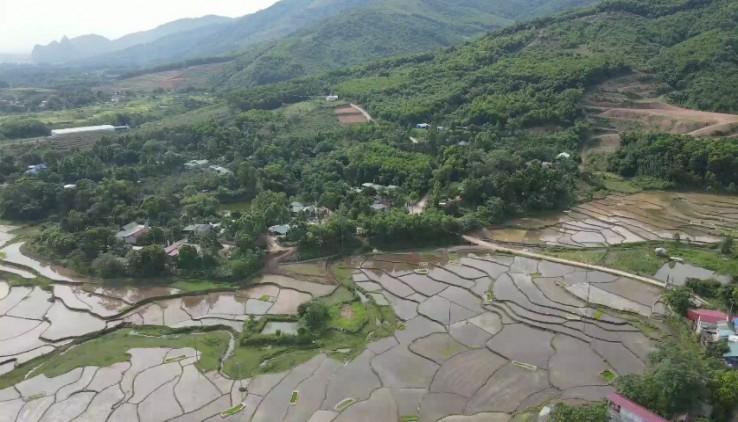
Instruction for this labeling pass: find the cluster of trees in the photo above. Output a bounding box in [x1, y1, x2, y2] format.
[0, 118, 50, 140]
[617, 327, 738, 421]
[224, 0, 738, 129]
[609, 133, 738, 190]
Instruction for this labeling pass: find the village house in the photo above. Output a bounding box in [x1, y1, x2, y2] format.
[115, 222, 150, 245]
[183, 223, 214, 237]
[607, 392, 668, 422]
[268, 224, 291, 236]
[687, 308, 738, 366]
[290, 202, 330, 218]
[184, 160, 209, 171]
[164, 239, 187, 258]
[416, 123, 431, 130]
[326, 95, 339, 102]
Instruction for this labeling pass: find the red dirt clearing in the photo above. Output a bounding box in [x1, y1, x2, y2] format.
[335, 104, 369, 126]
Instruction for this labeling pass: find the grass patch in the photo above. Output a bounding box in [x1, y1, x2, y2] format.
[257, 349, 319, 374]
[400, 416, 420, 422]
[281, 263, 326, 277]
[542, 247, 665, 276]
[259, 295, 273, 302]
[318, 286, 356, 307]
[594, 310, 603, 320]
[0, 327, 230, 390]
[328, 302, 367, 332]
[485, 291, 495, 302]
[170, 279, 226, 293]
[598, 172, 643, 194]
[673, 247, 738, 278]
[290, 390, 299, 405]
[331, 265, 354, 287]
[601, 369, 617, 382]
[335, 397, 356, 412]
[220, 402, 245, 417]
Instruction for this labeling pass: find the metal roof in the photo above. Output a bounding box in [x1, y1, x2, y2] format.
[51, 125, 116, 136]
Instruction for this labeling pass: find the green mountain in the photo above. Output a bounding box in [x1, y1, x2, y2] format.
[228, 0, 738, 123]
[78, 0, 598, 74]
[217, 0, 601, 88]
[31, 15, 233, 64]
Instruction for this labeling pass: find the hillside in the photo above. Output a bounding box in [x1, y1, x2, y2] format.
[228, 0, 738, 125]
[70, 0, 598, 74]
[216, 0, 600, 88]
[31, 15, 232, 64]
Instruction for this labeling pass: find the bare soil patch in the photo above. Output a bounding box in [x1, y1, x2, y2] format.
[583, 73, 738, 138]
[335, 105, 369, 126]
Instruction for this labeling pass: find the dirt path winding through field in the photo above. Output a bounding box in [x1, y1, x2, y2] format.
[463, 235, 666, 289]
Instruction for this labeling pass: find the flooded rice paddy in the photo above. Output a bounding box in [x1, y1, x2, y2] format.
[489, 191, 738, 247]
[0, 250, 664, 421]
[0, 277, 336, 378]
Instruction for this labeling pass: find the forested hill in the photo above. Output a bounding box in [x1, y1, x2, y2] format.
[227, 0, 738, 124]
[214, 0, 600, 88]
[77, 0, 598, 72]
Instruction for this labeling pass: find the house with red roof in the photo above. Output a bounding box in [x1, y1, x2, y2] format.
[687, 309, 732, 324]
[607, 392, 668, 422]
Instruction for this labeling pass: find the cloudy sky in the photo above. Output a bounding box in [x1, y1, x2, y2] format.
[0, 0, 280, 53]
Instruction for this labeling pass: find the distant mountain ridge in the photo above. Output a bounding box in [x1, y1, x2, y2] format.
[33, 0, 599, 71]
[216, 0, 601, 88]
[31, 15, 232, 64]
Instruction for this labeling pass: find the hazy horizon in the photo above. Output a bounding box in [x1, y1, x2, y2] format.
[0, 0, 281, 54]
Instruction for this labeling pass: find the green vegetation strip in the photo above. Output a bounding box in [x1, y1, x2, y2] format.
[400, 416, 420, 422]
[220, 403, 245, 417]
[511, 360, 538, 371]
[335, 398, 356, 412]
[0, 327, 230, 390]
[290, 391, 299, 405]
[544, 243, 737, 278]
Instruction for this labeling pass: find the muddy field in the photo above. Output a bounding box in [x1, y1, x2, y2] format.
[0, 248, 663, 421]
[490, 191, 738, 247]
[335, 105, 369, 126]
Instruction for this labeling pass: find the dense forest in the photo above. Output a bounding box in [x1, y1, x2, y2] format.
[609, 133, 738, 191]
[225, 0, 738, 121]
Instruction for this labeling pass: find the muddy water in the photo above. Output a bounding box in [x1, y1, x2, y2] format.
[93, 286, 181, 304]
[654, 262, 732, 285]
[1, 243, 77, 282]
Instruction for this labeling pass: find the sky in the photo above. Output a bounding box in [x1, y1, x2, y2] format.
[0, 0, 280, 54]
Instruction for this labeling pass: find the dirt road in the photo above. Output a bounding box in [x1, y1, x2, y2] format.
[349, 103, 373, 122]
[463, 235, 666, 289]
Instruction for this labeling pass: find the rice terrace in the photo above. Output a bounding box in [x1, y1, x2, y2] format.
[3, 0, 738, 420]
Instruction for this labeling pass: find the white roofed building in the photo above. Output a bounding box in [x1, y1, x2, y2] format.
[51, 125, 116, 137]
